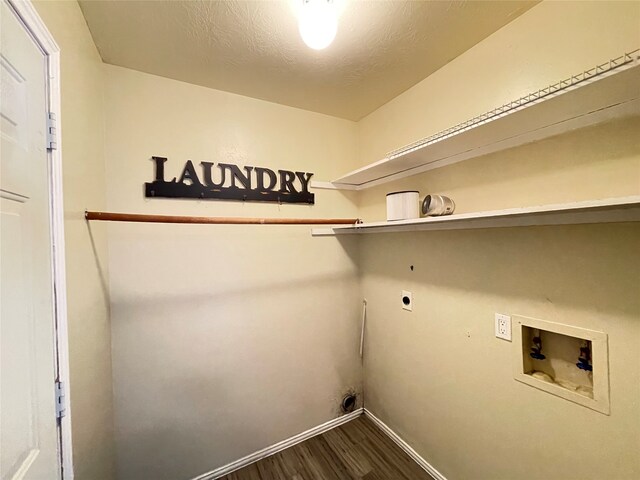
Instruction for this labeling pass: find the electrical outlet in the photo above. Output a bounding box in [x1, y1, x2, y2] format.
[495, 313, 511, 341]
[402, 291, 412, 311]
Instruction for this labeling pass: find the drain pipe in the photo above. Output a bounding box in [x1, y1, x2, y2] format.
[359, 299, 367, 360]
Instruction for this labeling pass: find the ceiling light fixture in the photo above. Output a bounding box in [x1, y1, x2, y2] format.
[298, 0, 338, 50]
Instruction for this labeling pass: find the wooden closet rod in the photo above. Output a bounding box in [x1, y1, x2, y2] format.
[85, 211, 359, 225]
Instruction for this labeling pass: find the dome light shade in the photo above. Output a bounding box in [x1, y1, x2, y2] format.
[298, 0, 337, 50]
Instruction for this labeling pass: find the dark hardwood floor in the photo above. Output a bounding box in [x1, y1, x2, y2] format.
[220, 414, 434, 480]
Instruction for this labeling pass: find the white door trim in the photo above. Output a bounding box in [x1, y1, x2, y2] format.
[5, 1, 73, 478]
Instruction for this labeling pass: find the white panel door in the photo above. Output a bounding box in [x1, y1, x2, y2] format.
[1, 1, 61, 479]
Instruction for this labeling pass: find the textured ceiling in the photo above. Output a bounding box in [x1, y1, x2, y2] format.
[79, 0, 538, 120]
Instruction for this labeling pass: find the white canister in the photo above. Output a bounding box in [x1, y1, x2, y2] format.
[386, 191, 420, 221]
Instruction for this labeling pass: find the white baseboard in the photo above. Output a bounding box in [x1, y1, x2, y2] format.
[364, 408, 447, 480]
[191, 407, 446, 480]
[192, 408, 364, 480]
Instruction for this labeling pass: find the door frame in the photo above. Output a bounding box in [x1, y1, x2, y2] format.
[5, 0, 74, 478]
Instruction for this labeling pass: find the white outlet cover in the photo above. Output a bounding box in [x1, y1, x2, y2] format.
[495, 313, 511, 341]
[402, 290, 412, 311]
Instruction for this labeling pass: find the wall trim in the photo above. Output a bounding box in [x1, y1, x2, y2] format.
[192, 408, 364, 480]
[364, 408, 447, 480]
[5, 1, 73, 479]
[310, 180, 360, 191]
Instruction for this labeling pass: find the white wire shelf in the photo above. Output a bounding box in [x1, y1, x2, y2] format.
[311, 196, 640, 236]
[317, 50, 640, 191]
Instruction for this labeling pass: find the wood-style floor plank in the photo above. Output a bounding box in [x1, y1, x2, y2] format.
[218, 415, 434, 480]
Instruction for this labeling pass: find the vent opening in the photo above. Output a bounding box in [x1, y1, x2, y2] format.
[341, 393, 357, 413]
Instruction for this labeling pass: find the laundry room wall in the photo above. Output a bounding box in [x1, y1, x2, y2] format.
[32, 1, 640, 480]
[32, 2, 116, 479]
[102, 65, 362, 480]
[355, 2, 640, 479]
[356, 0, 640, 173]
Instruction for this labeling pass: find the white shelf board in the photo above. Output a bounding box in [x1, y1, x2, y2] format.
[311, 196, 640, 236]
[327, 51, 640, 190]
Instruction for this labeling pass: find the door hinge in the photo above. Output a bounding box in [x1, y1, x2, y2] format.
[55, 380, 66, 419]
[46, 112, 57, 150]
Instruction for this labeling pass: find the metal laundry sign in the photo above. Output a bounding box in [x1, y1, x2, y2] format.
[144, 156, 315, 204]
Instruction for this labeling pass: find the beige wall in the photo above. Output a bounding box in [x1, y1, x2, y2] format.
[358, 117, 640, 221]
[357, 0, 640, 167]
[32, 2, 115, 479]
[102, 65, 362, 480]
[357, 2, 640, 479]
[32, 1, 640, 479]
[360, 224, 640, 480]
